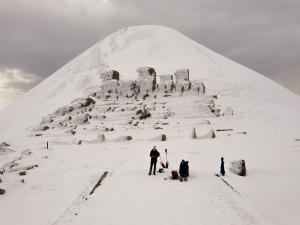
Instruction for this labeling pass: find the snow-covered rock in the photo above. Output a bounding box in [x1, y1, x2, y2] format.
[230, 159, 247, 176]
[174, 69, 189, 82]
[137, 67, 156, 78]
[100, 70, 120, 81]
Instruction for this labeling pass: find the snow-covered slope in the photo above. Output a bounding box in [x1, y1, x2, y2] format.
[0, 25, 300, 225]
[0, 25, 299, 139]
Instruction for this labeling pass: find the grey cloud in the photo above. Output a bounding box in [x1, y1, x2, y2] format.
[3, 80, 38, 92]
[0, 68, 41, 91]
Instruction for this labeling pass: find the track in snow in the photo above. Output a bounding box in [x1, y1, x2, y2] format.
[50, 171, 109, 225]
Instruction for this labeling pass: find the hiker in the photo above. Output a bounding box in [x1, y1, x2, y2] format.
[149, 146, 160, 175]
[179, 160, 189, 181]
[220, 157, 225, 176]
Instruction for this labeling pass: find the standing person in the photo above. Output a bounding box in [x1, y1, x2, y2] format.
[220, 157, 225, 176]
[149, 146, 160, 175]
[179, 159, 189, 181]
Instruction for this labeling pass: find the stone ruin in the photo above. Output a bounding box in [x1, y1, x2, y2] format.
[159, 75, 175, 94]
[100, 70, 120, 81]
[98, 67, 206, 99]
[137, 67, 157, 93]
[31, 67, 214, 137]
[174, 69, 190, 93]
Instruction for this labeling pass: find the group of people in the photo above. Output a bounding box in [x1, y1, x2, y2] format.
[148, 146, 225, 180]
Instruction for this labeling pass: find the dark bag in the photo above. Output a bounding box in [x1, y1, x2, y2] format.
[171, 170, 179, 180]
[160, 161, 166, 168]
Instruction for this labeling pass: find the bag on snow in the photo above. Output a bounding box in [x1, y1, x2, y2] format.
[171, 170, 179, 180]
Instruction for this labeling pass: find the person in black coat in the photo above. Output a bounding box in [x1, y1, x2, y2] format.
[149, 146, 160, 175]
[179, 160, 189, 179]
[220, 157, 225, 176]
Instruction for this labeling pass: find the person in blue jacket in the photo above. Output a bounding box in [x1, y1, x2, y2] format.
[179, 160, 189, 181]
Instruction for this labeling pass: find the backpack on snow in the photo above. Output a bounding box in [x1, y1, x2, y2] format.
[171, 170, 179, 180]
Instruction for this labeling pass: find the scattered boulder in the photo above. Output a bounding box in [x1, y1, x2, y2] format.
[54, 106, 74, 116]
[10, 163, 18, 169]
[98, 133, 105, 142]
[210, 129, 216, 138]
[42, 126, 49, 131]
[136, 109, 143, 115]
[19, 171, 26, 176]
[25, 165, 35, 171]
[83, 97, 96, 107]
[137, 108, 151, 120]
[126, 136, 132, 141]
[118, 135, 133, 141]
[191, 127, 197, 139]
[230, 160, 247, 176]
[76, 114, 89, 124]
[161, 134, 167, 141]
[0, 188, 5, 195]
[0, 142, 10, 147]
[71, 97, 95, 109]
[105, 127, 114, 132]
[0, 178, 2, 183]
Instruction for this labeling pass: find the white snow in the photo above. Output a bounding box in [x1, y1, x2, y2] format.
[0, 25, 300, 225]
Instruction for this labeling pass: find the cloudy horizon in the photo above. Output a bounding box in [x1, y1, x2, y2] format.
[0, 0, 299, 109]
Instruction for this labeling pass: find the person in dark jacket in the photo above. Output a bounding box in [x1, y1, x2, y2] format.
[149, 146, 160, 175]
[179, 160, 189, 181]
[220, 157, 225, 176]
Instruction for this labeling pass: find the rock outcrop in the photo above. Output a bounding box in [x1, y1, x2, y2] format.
[230, 159, 247, 176]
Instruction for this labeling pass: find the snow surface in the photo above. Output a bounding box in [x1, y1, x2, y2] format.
[0, 25, 300, 225]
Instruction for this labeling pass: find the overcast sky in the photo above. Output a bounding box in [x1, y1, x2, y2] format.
[0, 0, 299, 109]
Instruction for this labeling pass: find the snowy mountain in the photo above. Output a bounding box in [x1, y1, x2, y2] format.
[0, 25, 300, 225]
